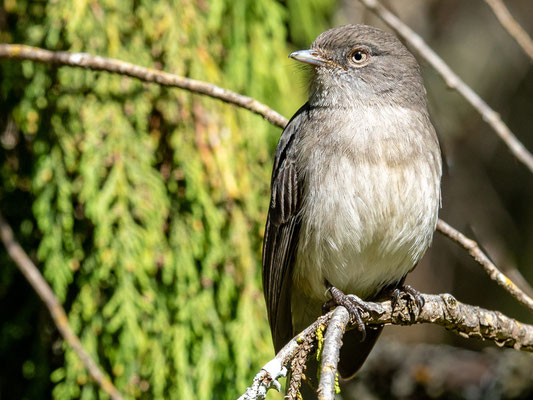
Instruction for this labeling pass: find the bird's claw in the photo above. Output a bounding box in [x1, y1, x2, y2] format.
[391, 284, 424, 319]
[325, 285, 369, 341]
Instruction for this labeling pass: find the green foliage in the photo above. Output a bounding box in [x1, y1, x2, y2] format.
[0, 0, 333, 399]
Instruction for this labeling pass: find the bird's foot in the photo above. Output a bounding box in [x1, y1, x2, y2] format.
[324, 284, 369, 341]
[390, 284, 424, 319]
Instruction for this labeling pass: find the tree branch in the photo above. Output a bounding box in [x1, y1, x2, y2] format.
[0, 44, 288, 129]
[240, 293, 533, 399]
[0, 212, 123, 400]
[1, 40, 531, 174]
[437, 220, 533, 312]
[484, 0, 533, 62]
[363, 292, 533, 348]
[317, 307, 349, 400]
[358, 0, 533, 175]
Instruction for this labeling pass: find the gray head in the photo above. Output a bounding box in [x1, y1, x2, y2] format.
[290, 24, 427, 109]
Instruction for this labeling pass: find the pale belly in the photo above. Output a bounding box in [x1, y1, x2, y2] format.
[291, 154, 439, 331]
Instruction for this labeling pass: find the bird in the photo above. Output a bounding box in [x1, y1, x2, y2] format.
[261, 24, 442, 384]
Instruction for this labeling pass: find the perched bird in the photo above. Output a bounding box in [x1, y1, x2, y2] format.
[262, 24, 442, 381]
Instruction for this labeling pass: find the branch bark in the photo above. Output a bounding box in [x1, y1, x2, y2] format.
[240, 293, 533, 399]
[317, 307, 349, 400]
[484, 0, 533, 62]
[0, 44, 288, 129]
[1, 40, 531, 173]
[0, 212, 124, 400]
[358, 0, 533, 175]
[437, 220, 533, 312]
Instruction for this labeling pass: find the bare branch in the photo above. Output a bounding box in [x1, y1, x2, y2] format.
[3, 31, 529, 177]
[0, 44, 288, 129]
[484, 0, 533, 62]
[240, 293, 533, 399]
[364, 293, 533, 349]
[317, 307, 349, 400]
[437, 219, 533, 313]
[0, 212, 124, 400]
[358, 0, 533, 175]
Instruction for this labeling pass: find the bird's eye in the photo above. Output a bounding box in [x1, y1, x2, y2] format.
[350, 49, 369, 65]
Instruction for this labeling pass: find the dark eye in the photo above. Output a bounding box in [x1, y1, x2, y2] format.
[351, 49, 369, 65]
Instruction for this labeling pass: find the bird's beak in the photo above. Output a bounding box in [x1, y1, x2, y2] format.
[289, 49, 330, 67]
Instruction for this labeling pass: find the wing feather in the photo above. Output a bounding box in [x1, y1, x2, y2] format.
[262, 103, 309, 352]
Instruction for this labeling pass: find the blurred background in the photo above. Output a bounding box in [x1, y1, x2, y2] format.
[0, 0, 532, 399]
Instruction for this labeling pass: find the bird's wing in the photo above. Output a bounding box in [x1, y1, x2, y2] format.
[262, 103, 309, 352]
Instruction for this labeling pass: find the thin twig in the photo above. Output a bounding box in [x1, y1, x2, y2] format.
[437, 219, 533, 312]
[358, 0, 533, 174]
[484, 0, 533, 62]
[0, 44, 288, 129]
[317, 307, 349, 400]
[505, 267, 533, 299]
[0, 212, 123, 400]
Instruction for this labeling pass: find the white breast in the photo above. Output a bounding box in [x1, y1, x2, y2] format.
[291, 105, 441, 330]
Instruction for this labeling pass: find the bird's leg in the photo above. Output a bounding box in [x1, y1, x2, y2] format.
[323, 282, 369, 341]
[390, 284, 425, 319]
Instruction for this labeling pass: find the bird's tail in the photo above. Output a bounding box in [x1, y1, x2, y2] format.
[338, 325, 383, 380]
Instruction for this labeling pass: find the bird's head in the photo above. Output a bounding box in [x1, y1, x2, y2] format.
[290, 24, 426, 108]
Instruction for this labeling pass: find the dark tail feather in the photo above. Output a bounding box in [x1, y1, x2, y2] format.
[338, 325, 383, 380]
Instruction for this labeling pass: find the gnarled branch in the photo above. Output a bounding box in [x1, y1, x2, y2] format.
[317, 307, 349, 400]
[237, 313, 331, 400]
